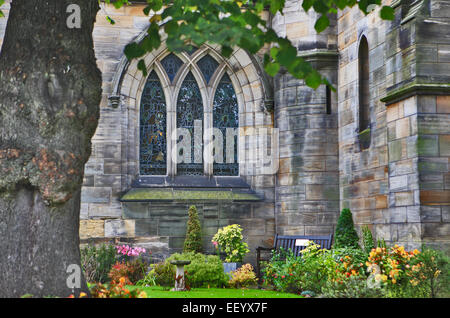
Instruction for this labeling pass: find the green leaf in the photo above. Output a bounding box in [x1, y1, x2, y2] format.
[380, 6, 395, 20]
[264, 61, 280, 77]
[270, 47, 279, 59]
[124, 42, 145, 60]
[302, 0, 315, 12]
[221, 46, 233, 58]
[137, 59, 148, 77]
[305, 71, 322, 89]
[106, 16, 115, 25]
[269, 0, 285, 15]
[314, 15, 330, 33]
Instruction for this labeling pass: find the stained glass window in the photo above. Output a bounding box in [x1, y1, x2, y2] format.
[140, 71, 167, 175]
[197, 54, 219, 84]
[213, 73, 239, 176]
[176, 72, 204, 176]
[161, 53, 183, 82]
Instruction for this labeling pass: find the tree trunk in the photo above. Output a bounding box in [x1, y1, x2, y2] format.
[0, 0, 101, 297]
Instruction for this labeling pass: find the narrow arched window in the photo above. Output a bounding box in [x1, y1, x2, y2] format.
[358, 36, 370, 150]
[176, 72, 204, 176]
[359, 36, 370, 132]
[213, 73, 239, 176]
[140, 71, 167, 175]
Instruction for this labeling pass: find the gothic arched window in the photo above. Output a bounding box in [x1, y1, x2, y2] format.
[139, 71, 167, 175]
[213, 73, 239, 176]
[176, 72, 204, 176]
[139, 50, 240, 176]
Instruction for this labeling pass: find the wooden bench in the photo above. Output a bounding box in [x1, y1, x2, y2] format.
[256, 234, 333, 281]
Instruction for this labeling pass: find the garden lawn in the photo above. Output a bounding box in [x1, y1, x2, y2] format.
[127, 286, 304, 298]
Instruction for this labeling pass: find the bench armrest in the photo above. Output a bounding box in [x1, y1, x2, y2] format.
[256, 246, 273, 251]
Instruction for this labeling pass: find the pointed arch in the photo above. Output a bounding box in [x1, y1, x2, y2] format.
[139, 70, 167, 175]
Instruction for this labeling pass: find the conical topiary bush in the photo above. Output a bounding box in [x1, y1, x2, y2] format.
[183, 205, 203, 253]
[333, 208, 360, 249]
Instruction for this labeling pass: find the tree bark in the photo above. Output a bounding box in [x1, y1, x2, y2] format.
[0, 0, 101, 297]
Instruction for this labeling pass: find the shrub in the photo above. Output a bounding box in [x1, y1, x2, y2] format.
[136, 271, 157, 287]
[406, 246, 450, 298]
[212, 224, 249, 263]
[108, 259, 147, 285]
[184, 205, 203, 253]
[168, 252, 229, 288]
[81, 243, 117, 283]
[90, 277, 147, 298]
[229, 264, 258, 288]
[334, 208, 360, 249]
[320, 275, 385, 298]
[149, 262, 176, 288]
[262, 242, 336, 294]
[361, 225, 375, 254]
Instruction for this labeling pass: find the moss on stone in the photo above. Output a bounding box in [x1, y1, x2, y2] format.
[120, 188, 261, 202]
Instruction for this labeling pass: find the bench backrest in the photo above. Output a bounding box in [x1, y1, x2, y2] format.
[273, 234, 333, 256]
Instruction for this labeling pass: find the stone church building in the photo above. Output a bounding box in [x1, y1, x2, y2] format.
[1, 0, 449, 262]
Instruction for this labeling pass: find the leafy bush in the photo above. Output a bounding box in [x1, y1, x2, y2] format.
[136, 271, 157, 287]
[148, 261, 176, 288]
[361, 225, 375, 254]
[108, 259, 147, 285]
[90, 277, 147, 298]
[81, 243, 117, 283]
[212, 224, 249, 263]
[168, 252, 229, 288]
[184, 205, 203, 253]
[405, 246, 450, 298]
[262, 242, 336, 294]
[320, 275, 385, 298]
[334, 208, 360, 249]
[229, 264, 258, 288]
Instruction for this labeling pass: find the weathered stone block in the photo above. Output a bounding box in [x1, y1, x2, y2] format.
[439, 135, 450, 156]
[80, 220, 105, 239]
[135, 219, 158, 236]
[389, 175, 408, 192]
[390, 207, 407, 223]
[421, 206, 442, 223]
[395, 191, 414, 207]
[81, 187, 111, 204]
[122, 202, 150, 219]
[417, 135, 439, 156]
[105, 219, 135, 237]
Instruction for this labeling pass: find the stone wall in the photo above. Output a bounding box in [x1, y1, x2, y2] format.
[338, 0, 450, 251]
[273, 0, 340, 237]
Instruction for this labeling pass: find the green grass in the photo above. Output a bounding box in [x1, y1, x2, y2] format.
[127, 285, 304, 298]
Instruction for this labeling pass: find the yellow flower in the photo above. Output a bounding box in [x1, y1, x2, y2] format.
[376, 247, 382, 254]
[79, 292, 87, 298]
[138, 291, 147, 298]
[392, 278, 396, 284]
[413, 249, 420, 255]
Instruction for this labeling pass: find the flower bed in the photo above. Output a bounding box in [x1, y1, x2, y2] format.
[261, 242, 449, 298]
